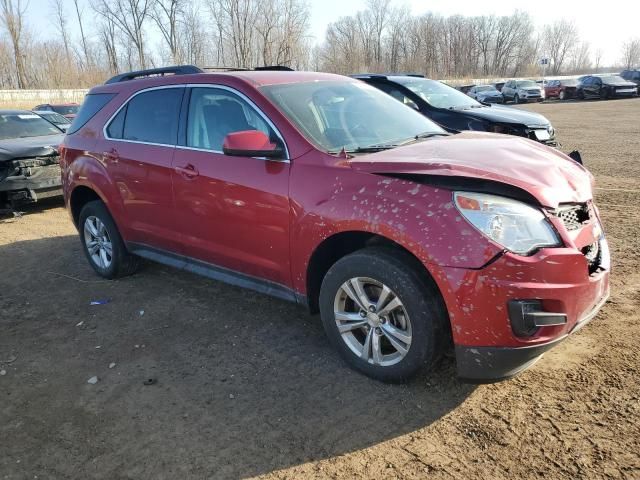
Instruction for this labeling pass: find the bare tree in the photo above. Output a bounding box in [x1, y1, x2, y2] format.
[73, 0, 91, 68]
[543, 19, 578, 75]
[177, 2, 209, 66]
[99, 15, 119, 74]
[50, 0, 71, 62]
[621, 38, 640, 69]
[593, 48, 603, 73]
[208, 0, 261, 67]
[93, 0, 152, 69]
[151, 0, 185, 64]
[569, 41, 591, 73]
[0, 0, 28, 88]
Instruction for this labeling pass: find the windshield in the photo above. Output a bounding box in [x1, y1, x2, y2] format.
[560, 79, 578, 86]
[476, 86, 496, 92]
[51, 105, 79, 115]
[602, 76, 625, 83]
[392, 77, 480, 109]
[38, 111, 71, 124]
[516, 80, 538, 88]
[0, 113, 62, 140]
[260, 80, 445, 153]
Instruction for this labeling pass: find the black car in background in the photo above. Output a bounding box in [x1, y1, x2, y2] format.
[576, 75, 638, 99]
[0, 110, 64, 207]
[352, 74, 557, 146]
[33, 110, 71, 132]
[620, 69, 640, 94]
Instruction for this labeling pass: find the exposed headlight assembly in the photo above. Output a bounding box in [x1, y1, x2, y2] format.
[454, 192, 561, 255]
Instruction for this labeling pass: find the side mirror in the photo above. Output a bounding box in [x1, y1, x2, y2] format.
[222, 130, 284, 159]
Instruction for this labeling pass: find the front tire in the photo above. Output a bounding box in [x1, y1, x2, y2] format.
[79, 200, 140, 279]
[319, 247, 447, 382]
[514, 94, 520, 104]
[559, 90, 566, 100]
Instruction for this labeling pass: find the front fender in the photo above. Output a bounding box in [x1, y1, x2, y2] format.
[289, 168, 502, 294]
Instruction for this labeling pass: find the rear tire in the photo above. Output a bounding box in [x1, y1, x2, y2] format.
[514, 94, 520, 104]
[78, 200, 140, 279]
[319, 247, 448, 382]
[600, 87, 609, 100]
[559, 90, 566, 100]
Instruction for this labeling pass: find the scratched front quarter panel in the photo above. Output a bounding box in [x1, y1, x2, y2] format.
[288, 150, 502, 295]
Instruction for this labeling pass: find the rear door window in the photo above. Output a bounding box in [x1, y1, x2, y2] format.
[120, 88, 183, 145]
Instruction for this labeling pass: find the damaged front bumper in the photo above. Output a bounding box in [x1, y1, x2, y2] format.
[0, 155, 62, 204]
[455, 289, 609, 382]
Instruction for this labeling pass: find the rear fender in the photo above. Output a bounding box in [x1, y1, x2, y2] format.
[66, 154, 128, 234]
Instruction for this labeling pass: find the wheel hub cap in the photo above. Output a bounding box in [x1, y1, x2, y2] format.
[334, 277, 412, 367]
[84, 216, 113, 269]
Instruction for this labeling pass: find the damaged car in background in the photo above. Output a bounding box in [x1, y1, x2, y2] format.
[0, 110, 65, 208]
[352, 74, 558, 147]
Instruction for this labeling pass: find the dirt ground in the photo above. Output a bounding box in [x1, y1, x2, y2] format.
[1, 98, 639, 480]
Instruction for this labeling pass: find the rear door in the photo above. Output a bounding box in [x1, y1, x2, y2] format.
[99, 86, 185, 253]
[171, 85, 292, 287]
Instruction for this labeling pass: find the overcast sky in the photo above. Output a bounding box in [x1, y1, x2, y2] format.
[23, 0, 638, 66]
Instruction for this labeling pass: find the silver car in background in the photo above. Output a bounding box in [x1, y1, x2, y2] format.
[467, 85, 504, 103]
[501, 79, 544, 104]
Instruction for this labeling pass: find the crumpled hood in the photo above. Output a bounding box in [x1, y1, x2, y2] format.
[348, 132, 593, 208]
[465, 104, 550, 127]
[0, 134, 64, 163]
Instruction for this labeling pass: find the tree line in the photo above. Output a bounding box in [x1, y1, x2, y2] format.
[0, 0, 638, 89]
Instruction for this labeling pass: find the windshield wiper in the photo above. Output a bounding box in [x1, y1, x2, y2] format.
[328, 131, 449, 155]
[327, 145, 395, 155]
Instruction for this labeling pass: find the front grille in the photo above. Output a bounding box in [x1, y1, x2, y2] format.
[526, 90, 541, 95]
[555, 204, 590, 231]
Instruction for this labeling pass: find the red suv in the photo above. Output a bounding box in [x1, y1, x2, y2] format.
[60, 66, 610, 383]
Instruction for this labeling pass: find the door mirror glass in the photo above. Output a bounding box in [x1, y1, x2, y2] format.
[223, 130, 284, 159]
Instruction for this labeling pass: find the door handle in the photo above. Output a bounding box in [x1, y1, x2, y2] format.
[102, 149, 119, 163]
[174, 164, 199, 178]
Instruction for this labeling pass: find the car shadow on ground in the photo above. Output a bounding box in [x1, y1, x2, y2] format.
[0, 234, 475, 479]
[0, 196, 65, 222]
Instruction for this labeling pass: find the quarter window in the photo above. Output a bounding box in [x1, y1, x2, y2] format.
[186, 87, 278, 152]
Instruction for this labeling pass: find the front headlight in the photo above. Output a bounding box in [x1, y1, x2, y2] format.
[454, 192, 561, 255]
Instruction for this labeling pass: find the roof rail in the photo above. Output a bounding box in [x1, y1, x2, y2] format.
[349, 73, 388, 80]
[254, 65, 294, 71]
[104, 65, 204, 84]
[203, 65, 295, 72]
[350, 73, 425, 79]
[200, 66, 250, 72]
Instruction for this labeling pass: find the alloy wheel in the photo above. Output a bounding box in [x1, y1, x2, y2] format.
[333, 277, 412, 366]
[83, 216, 113, 269]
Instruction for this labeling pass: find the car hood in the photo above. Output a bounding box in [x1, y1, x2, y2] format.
[348, 132, 592, 208]
[454, 104, 550, 127]
[0, 134, 64, 162]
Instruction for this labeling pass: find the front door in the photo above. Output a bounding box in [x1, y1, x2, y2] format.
[171, 86, 291, 287]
